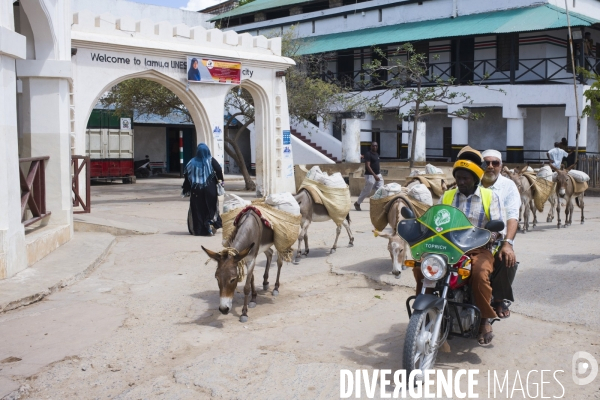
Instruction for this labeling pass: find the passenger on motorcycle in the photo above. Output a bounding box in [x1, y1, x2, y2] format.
[480, 149, 520, 319]
[412, 147, 505, 345]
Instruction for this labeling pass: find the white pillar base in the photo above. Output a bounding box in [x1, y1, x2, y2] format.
[408, 121, 426, 162]
[342, 118, 361, 163]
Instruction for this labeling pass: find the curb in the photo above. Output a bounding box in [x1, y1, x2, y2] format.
[0, 235, 116, 314]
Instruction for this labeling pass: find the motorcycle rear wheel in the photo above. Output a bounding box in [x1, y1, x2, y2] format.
[403, 308, 441, 381]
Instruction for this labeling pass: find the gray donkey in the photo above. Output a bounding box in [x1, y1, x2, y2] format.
[202, 209, 283, 323]
[503, 166, 537, 232]
[550, 165, 586, 228]
[293, 189, 354, 262]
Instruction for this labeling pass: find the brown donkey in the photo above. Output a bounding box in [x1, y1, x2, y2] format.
[293, 189, 354, 262]
[550, 165, 585, 228]
[202, 209, 283, 322]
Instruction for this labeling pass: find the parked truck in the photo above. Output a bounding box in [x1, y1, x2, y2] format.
[86, 109, 135, 184]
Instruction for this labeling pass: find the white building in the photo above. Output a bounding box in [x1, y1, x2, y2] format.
[1, 0, 296, 279]
[212, 0, 600, 162]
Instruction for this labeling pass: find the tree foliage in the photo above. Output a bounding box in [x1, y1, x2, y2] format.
[101, 79, 190, 122]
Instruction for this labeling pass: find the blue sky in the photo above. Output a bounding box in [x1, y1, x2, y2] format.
[128, 0, 224, 11]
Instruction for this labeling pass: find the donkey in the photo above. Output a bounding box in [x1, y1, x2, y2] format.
[549, 165, 585, 228]
[293, 189, 354, 262]
[372, 197, 412, 278]
[202, 209, 283, 323]
[503, 166, 537, 232]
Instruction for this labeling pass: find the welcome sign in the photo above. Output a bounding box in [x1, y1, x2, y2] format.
[187, 57, 241, 84]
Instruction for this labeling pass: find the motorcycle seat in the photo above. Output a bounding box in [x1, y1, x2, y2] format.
[443, 227, 490, 253]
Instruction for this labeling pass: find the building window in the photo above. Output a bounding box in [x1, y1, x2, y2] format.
[412, 41, 429, 69]
[312, 20, 315, 34]
[378, 9, 382, 22]
[497, 33, 519, 71]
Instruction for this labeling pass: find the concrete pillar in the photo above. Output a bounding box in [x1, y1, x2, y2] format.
[503, 106, 527, 163]
[250, 125, 256, 173]
[506, 118, 525, 163]
[400, 119, 409, 159]
[407, 121, 426, 162]
[450, 117, 468, 160]
[19, 73, 73, 229]
[342, 118, 361, 163]
[568, 116, 587, 153]
[0, 10, 27, 278]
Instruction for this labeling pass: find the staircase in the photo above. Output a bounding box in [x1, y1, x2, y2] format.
[291, 129, 339, 162]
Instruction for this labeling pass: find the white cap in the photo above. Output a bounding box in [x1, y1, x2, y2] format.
[482, 149, 502, 161]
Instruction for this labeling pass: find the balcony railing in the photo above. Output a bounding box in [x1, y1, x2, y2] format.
[321, 56, 599, 91]
[20, 156, 51, 227]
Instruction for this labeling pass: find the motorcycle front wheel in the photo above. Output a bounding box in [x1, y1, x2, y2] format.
[403, 308, 442, 381]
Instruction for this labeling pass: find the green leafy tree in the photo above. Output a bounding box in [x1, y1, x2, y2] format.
[361, 43, 501, 167]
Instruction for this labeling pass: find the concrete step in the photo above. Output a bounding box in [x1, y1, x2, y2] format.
[24, 224, 71, 267]
[0, 232, 116, 313]
[290, 130, 338, 162]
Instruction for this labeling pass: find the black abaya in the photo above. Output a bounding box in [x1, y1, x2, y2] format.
[182, 158, 224, 236]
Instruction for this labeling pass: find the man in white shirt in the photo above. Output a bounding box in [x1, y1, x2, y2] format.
[547, 142, 569, 170]
[480, 149, 520, 319]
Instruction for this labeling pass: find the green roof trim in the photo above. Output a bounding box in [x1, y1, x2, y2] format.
[210, 0, 312, 21]
[296, 4, 599, 55]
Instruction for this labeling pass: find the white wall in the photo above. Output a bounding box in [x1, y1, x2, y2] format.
[134, 126, 166, 163]
[372, 113, 401, 158]
[540, 107, 569, 151]
[291, 135, 335, 165]
[467, 107, 506, 151]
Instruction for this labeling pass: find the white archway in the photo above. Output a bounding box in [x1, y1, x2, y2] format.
[78, 69, 213, 155]
[71, 8, 296, 195]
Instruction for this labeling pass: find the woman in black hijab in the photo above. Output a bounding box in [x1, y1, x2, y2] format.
[182, 144, 223, 236]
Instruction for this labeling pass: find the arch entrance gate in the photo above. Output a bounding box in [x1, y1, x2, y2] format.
[71, 11, 296, 196]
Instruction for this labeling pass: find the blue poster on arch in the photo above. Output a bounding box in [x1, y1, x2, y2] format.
[283, 130, 291, 145]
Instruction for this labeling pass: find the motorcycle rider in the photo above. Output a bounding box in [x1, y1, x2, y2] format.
[480, 149, 520, 319]
[412, 146, 505, 345]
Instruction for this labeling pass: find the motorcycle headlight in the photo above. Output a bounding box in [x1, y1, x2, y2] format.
[421, 254, 447, 281]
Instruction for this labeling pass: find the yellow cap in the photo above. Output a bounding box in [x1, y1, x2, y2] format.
[453, 159, 484, 182]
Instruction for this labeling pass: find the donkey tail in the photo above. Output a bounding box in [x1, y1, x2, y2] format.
[575, 196, 581, 208]
[346, 213, 351, 224]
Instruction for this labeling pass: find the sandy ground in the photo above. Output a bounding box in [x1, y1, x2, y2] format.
[1, 177, 599, 399]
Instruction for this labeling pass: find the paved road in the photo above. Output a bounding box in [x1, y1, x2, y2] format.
[1, 178, 599, 399]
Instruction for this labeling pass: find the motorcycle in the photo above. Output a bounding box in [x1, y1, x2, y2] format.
[134, 155, 152, 179]
[396, 204, 504, 379]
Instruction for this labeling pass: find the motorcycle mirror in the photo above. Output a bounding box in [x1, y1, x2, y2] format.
[400, 207, 416, 219]
[485, 220, 505, 232]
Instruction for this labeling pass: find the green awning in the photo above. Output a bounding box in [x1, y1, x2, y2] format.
[210, 0, 312, 21]
[297, 4, 599, 55]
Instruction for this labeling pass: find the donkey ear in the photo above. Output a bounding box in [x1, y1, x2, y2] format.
[549, 163, 558, 172]
[566, 164, 576, 171]
[235, 243, 255, 261]
[202, 246, 221, 261]
[373, 230, 393, 239]
[520, 165, 529, 174]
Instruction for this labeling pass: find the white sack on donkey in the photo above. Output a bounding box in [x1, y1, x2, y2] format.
[266, 192, 301, 215]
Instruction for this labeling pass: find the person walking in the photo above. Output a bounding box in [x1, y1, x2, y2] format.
[182, 143, 224, 236]
[354, 142, 383, 211]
